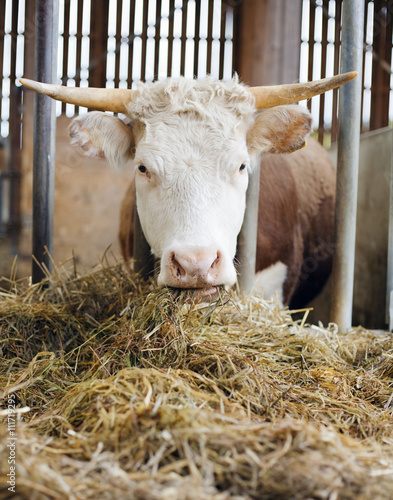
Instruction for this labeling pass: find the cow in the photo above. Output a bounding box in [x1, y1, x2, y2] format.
[117, 135, 335, 308]
[20, 73, 356, 307]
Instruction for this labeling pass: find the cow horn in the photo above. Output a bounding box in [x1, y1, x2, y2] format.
[249, 71, 358, 109]
[19, 78, 135, 113]
[20, 71, 357, 113]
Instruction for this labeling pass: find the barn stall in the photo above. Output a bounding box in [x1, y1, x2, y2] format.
[1, 1, 393, 498]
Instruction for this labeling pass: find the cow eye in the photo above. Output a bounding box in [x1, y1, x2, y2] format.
[138, 165, 148, 174]
[239, 163, 247, 172]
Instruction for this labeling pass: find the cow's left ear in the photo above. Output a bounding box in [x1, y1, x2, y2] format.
[69, 111, 136, 168]
[247, 105, 313, 154]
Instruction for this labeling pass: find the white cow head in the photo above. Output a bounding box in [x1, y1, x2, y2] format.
[68, 78, 312, 292]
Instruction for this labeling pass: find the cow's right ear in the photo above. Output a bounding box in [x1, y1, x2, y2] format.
[247, 105, 313, 155]
[69, 111, 135, 168]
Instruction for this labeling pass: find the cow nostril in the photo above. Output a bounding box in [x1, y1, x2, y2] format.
[211, 252, 220, 269]
[171, 254, 185, 278]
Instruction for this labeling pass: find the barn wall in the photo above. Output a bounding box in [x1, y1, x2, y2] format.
[349, 127, 391, 329]
[310, 127, 391, 329]
[14, 115, 132, 279]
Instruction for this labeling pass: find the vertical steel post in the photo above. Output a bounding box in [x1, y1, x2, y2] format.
[32, 0, 58, 283]
[133, 196, 155, 279]
[8, 0, 22, 254]
[237, 169, 260, 294]
[330, 0, 364, 332]
[8, 85, 22, 254]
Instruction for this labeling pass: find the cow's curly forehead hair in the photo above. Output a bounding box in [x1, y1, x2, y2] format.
[125, 77, 256, 127]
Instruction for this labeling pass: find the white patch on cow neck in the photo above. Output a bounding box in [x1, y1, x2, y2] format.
[252, 261, 288, 306]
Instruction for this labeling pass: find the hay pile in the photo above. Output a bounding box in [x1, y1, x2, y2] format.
[0, 261, 393, 499]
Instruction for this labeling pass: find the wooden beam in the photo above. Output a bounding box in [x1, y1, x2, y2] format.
[370, 0, 392, 130]
[235, 0, 302, 86]
[88, 0, 109, 89]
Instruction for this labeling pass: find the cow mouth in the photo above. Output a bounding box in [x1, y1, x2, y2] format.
[170, 285, 222, 302]
[193, 286, 220, 302]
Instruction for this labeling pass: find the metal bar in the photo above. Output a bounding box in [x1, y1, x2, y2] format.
[318, 0, 328, 145]
[32, 0, 59, 283]
[0, 0, 6, 123]
[329, 0, 364, 332]
[154, 0, 161, 80]
[237, 168, 260, 294]
[127, 0, 136, 87]
[8, 0, 22, 253]
[206, 0, 213, 75]
[9, 0, 18, 115]
[167, 0, 174, 77]
[133, 192, 155, 279]
[360, 0, 367, 134]
[229, 3, 235, 72]
[193, 0, 200, 78]
[114, 0, 122, 89]
[307, 0, 315, 113]
[140, 0, 148, 81]
[8, 81, 22, 254]
[74, 0, 83, 113]
[180, 0, 187, 76]
[231, 0, 241, 74]
[218, 1, 226, 80]
[61, 0, 70, 114]
[331, 0, 342, 144]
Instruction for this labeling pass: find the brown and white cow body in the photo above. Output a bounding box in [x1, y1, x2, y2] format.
[68, 78, 336, 307]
